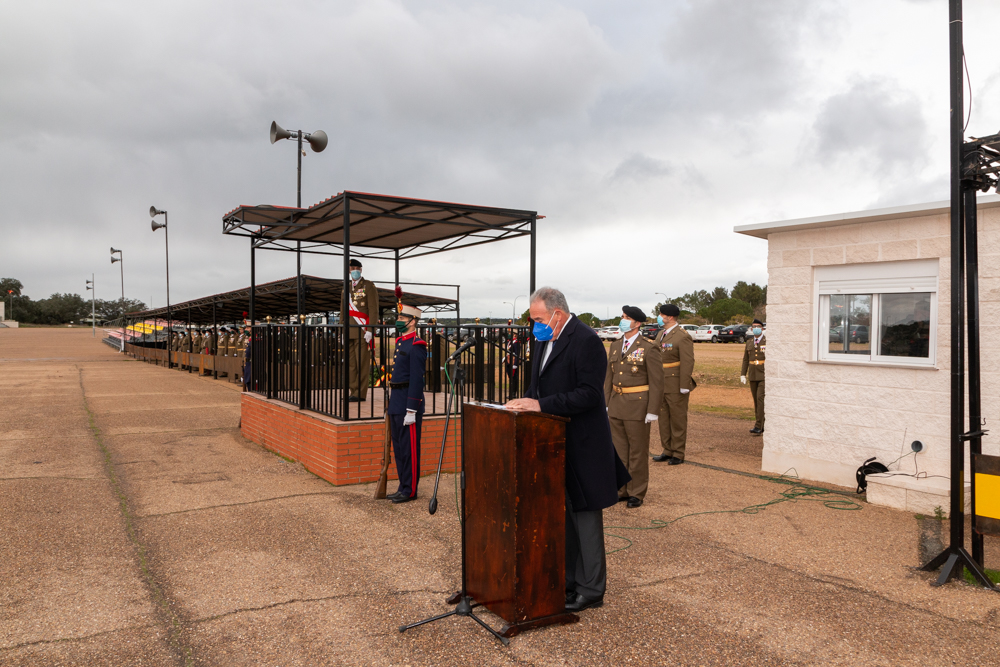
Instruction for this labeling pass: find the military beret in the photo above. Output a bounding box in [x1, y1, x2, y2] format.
[622, 305, 646, 322]
[659, 304, 680, 317]
[752, 318, 763, 325]
[349, 259, 363, 268]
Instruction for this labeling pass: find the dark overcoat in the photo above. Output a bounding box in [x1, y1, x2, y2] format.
[525, 316, 630, 512]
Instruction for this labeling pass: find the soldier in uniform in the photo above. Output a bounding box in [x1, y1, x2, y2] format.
[505, 324, 522, 399]
[741, 318, 766, 435]
[604, 306, 662, 508]
[242, 325, 253, 391]
[652, 304, 695, 465]
[386, 303, 427, 504]
[346, 259, 380, 402]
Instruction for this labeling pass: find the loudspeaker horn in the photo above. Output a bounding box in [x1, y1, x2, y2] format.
[307, 130, 328, 153]
[151, 220, 166, 232]
[149, 206, 161, 218]
[270, 121, 293, 144]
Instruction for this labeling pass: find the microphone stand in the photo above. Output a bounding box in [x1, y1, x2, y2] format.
[399, 356, 510, 645]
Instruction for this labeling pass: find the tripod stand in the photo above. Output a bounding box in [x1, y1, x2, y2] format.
[399, 361, 510, 645]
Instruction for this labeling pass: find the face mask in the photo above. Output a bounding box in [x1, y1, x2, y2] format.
[656, 315, 664, 326]
[752, 327, 762, 336]
[395, 318, 410, 333]
[533, 313, 557, 341]
[350, 270, 361, 280]
[618, 318, 632, 334]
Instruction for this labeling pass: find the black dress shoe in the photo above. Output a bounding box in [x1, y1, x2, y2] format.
[386, 491, 404, 500]
[749, 427, 762, 434]
[565, 590, 577, 604]
[348, 395, 361, 403]
[617, 496, 629, 503]
[667, 457, 683, 465]
[565, 593, 604, 612]
[626, 496, 643, 508]
[652, 453, 670, 462]
[391, 494, 417, 504]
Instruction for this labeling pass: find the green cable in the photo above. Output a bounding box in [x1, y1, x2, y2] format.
[604, 469, 862, 555]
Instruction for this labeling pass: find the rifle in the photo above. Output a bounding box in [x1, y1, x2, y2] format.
[374, 412, 392, 499]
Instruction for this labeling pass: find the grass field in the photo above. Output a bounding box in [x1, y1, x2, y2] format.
[604, 339, 755, 420]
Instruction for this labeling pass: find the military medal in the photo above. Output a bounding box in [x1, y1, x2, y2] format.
[631, 365, 638, 374]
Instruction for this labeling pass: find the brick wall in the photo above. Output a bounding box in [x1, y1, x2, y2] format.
[240, 392, 460, 487]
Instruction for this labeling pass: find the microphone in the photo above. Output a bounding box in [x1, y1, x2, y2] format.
[445, 336, 476, 363]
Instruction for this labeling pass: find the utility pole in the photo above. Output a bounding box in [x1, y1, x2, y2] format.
[86, 275, 95, 337]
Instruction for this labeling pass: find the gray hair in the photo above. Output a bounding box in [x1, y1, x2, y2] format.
[530, 287, 570, 314]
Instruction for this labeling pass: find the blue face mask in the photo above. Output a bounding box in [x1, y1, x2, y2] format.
[618, 318, 632, 334]
[533, 313, 557, 341]
[350, 270, 361, 280]
[656, 315, 664, 326]
[752, 327, 762, 336]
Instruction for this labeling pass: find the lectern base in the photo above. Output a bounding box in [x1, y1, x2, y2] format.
[445, 591, 580, 638]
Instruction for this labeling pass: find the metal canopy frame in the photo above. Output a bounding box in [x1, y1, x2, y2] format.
[222, 189, 539, 423]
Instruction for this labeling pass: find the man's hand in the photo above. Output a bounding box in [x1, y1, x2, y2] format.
[644, 413, 658, 423]
[505, 398, 541, 412]
[364, 330, 373, 344]
[740, 375, 747, 385]
[403, 410, 417, 426]
[680, 388, 690, 394]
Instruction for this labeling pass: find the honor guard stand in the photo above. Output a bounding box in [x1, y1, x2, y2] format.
[461, 403, 578, 637]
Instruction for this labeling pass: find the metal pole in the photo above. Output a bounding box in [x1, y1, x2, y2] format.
[119, 251, 125, 353]
[964, 188, 985, 566]
[213, 299, 218, 381]
[91, 274, 95, 337]
[342, 195, 352, 419]
[250, 239, 256, 325]
[395, 249, 400, 288]
[165, 213, 172, 368]
[297, 132, 303, 321]
[529, 216, 537, 296]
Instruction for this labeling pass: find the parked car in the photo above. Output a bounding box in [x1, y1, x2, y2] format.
[830, 325, 868, 344]
[640, 323, 659, 339]
[681, 324, 699, 335]
[718, 324, 750, 343]
[691, 324, 725, 343]
[597, 326, 623, 341]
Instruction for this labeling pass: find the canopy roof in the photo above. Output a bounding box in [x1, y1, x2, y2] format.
[222, 190, 539, 260]
[127, 275, 457, 325]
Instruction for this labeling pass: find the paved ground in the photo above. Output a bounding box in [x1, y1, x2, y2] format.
[4, 328, 1000, 666]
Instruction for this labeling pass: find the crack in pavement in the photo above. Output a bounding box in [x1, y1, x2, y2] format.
[137, 490, 339, 519]
[0, 476, 100, 481]
[77, 365, 194, 667]
[0, 622, 161, 652]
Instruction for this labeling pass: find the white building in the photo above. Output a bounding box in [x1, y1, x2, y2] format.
[735, 195, 1000, 513]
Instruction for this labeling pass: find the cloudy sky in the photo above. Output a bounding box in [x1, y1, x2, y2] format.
[2, 0, 999, 319]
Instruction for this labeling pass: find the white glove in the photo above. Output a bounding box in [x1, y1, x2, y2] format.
[364, 331, 373, 344]
[403, 410, 417, 426]
[680, 388, 690, 394]
[644, 413, 658, 423]
[740, 376, 747, 385]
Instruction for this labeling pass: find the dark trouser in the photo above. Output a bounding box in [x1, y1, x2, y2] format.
[390, 412, 422, 497]
[657, 392, 689, 461]
[565, 492, 606, 600]
[610, 417, 650, 500]
[506, 369, 519, 398]
[348, 337, 371, 400]
[750, 379, 765, 430]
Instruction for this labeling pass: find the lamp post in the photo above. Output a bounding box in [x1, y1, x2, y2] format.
[85, 276, 95, 337]
[269, 121, 328, 321]
[150, 207, 172, 367]
[111, 247, 125, 352]
[504, 295, 527, 324]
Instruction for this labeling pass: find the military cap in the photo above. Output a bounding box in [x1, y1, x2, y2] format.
[349, 259, 363, 268]
[622, 305, 646, 322]
[659, 303, 680, 317]
[752, 318, 763, 325]
[399, 303, 422, 318]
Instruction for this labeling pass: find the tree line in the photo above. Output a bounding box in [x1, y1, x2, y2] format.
[1, 278, 146, 325]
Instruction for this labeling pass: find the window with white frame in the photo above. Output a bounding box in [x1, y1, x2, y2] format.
[815, 259, 938, 366]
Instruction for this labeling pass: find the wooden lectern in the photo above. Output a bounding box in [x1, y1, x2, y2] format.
[462, 402, 579, 637]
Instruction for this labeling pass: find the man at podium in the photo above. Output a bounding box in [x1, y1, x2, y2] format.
[507, 287, 630, 613]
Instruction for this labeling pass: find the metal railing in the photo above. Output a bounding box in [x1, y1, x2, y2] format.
[247, 323, 533, 421]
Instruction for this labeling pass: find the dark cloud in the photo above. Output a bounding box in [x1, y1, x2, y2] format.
[810, 77, 929, 175]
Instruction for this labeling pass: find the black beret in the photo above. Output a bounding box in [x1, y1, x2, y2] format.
[752, 318, 763, 325]
[622, 305, 646, 322]
[349, 259, 363, 268]
[659, 304, 680, 317]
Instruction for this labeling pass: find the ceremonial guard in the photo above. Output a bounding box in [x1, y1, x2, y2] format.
[604, 306, 662, 508]
[386, 302, 427, 503]
[242, 325, 252, 391]
[741, 319, 766, 434]
[347, 259, 380, 402]
[504, 325, 522, 398]
[652, 304, 695, 465]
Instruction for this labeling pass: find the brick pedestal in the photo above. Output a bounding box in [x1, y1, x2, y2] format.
[240, 392, 460, 486]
